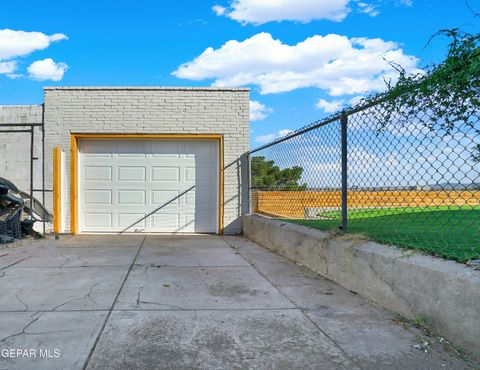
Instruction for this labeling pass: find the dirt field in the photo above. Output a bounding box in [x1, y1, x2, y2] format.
[251, 190, 480, 218]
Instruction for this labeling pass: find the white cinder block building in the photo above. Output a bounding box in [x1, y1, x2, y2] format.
[1, 86, 250, 235]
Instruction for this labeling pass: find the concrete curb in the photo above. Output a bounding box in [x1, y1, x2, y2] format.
[243, 214, 480, 354]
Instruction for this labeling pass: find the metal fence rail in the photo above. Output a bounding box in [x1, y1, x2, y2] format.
[249, 99, 480, 263]
[0, 120, 47, 233]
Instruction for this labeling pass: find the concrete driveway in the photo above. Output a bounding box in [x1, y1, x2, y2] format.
[0, 235, 474, 370]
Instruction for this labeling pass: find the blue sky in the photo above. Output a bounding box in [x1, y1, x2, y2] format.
[0, 0, 478, 148]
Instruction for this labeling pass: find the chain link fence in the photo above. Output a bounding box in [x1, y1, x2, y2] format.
[249, 99, 480, 263]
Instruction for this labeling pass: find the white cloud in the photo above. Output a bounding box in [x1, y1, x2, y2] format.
[27, 58, 68, 81]
[49, 33, 68, 42]
[0, 61, 17, 74]
[214, 0, 350, 25]
[250, 100, 273, 121]
[255, 133, 276, 144]
[349, 95, 365, 106]
[316, 98, 344, 113]
[214, 0, 413, 24]
[6, 73, 23, 79]
[398, 0, 413, 6]
[357, 2, 379, 16]
[0, 29, 67, 61]
[174, 33, 421, 96]
[212, 5, 226, 16]
[0, 29, 68, 78]
[255, 129, 293, 144]
[279, 129, 293, 136]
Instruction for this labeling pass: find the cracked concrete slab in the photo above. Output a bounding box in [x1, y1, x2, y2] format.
[143, 234, 229, 248]
[230, 236, 476, 369]
[225, 235, 335, 288]
[136, 244, 250, 267]
[0, 266, 129, 311]
[115, 266, 294, 310]
[0, 311, 107, 370]
[12, 246, 139, 268]
[303, 308, 471, 369]
[277, 283, 429, 366]
[87, 309, 355, 370]
[233, 245, 325, 287]
[0, 235, 476, 369]
[274, 282, 474, 369]
[56, 234, 144, 248]
[0, 248, 36, 270]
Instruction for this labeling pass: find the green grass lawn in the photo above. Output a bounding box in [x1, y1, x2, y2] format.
[286, 206, 480, 263]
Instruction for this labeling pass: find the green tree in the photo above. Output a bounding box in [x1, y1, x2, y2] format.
[251, 156, 307, 191]
[353, 29, 480, 161]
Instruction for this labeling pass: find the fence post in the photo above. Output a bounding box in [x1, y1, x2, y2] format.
[29, 124, 35, 222]
[246, 152, 252, 214]
[341, 114, 348, 232]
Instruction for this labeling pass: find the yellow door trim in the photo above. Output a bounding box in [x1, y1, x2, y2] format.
[53, 147, 62, 233]
[70, 133, 224, 235]
[70, 136, 79, 234]
[218, 136, 224, 235]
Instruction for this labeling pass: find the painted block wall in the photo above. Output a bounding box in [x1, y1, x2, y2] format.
[0, 105, 44, 197]
[43, 87, 250, 234]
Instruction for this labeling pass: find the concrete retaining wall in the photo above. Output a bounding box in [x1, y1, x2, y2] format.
[243, 214, 480, 353]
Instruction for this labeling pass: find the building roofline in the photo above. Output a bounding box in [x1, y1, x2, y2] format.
[43, 86, 250, 92]
[0, 104, 43, 107]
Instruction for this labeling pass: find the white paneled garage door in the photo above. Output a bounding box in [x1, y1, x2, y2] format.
[78, 139, 219, 233]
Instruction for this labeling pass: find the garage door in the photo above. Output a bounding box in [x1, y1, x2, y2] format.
[78, 138, 219, 233]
